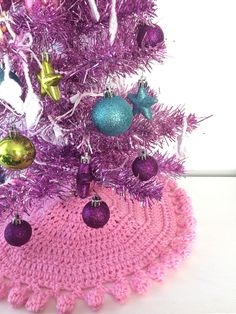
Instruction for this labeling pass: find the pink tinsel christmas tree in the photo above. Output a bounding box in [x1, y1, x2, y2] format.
[0, 0, 202, 313]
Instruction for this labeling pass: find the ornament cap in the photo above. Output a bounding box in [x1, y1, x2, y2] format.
[104, 86, 115, 98]
[139, 150, 148, 160]
[42, 50, 50, 62]
[91, 195, 102, 207]
[9, 126, 19, 139]
[12, 214, 22, 225]
[81, 153, 90, 164]
[138, 77, 148, 88]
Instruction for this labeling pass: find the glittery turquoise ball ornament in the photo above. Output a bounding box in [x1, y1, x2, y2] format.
[92, 95, 133, 136]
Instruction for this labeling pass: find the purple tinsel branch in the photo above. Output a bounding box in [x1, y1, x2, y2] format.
[63, 0, 157, 24]
[0, 0, 203, 217]
[0, 90, 199, 216]
[91, 151, 184, 203]
[8, 2, 165, 88]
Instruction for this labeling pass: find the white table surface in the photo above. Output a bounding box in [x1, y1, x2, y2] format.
[0, 177, 235, 314]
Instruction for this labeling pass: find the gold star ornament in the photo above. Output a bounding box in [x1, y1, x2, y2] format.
[37, 51, 62, 102]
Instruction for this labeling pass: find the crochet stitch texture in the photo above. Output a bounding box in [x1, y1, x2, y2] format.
[0, 178, 195, 313]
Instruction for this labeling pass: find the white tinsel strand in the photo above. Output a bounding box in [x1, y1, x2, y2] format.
[15, 33, 42, 129]
[109, 0, 118, 45]
[177, 116, 188, 158]
[22, 59, 42, 130]
[56, 91, 103, 122]
[0, 13, 42, 129]
[87, 0, 100, 22]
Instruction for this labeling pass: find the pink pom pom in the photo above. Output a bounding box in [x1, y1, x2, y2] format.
[130, 273, 150, 295]
[147, 264, 166, 282]
[84, 287, 104, 311]
[8, 287, 29, 308]
[160, 250, 182, 269]
[109, 280, 130, 303]
[25, 291, 50, 312]
[56, 294, 76, 314]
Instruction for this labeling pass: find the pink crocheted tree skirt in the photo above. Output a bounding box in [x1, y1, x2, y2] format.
[0, 178, 195, 314]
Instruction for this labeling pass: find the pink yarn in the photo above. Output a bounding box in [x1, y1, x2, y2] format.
[108, 280, 131, 303]
[0, 178, 195, 313]
[8, 286, 30, 308]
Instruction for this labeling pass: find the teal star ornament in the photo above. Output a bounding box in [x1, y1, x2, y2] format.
[128, 85, 158, 120]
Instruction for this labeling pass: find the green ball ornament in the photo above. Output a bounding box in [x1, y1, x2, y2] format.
[92, 94, 133, 136]
[0, 130, 36, 171]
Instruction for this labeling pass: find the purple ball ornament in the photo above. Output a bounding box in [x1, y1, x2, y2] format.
[137, 24, 164, 48]
[4, 214, 32, 247]
[82, 195, 110, 229]
[76, 153, 94, 199]
[0, 0, 12, 11]
[132, 150, 158, 181]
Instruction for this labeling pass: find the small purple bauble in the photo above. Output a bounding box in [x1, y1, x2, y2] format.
[82, 197, 110, 229]
[132, 155, 158, 181]
[4, 220, 32, 247]
[137, 24, 164, 48]
[0, 0, 12, 11]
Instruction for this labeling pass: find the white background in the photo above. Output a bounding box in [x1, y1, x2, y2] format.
[147, 0, 236, 175]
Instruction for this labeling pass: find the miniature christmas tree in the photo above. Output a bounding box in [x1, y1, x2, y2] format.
[0, 1, 200, 313]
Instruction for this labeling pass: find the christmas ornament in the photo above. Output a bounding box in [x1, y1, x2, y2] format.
[82, 195, 110, 228]
[76, 153, 93, 199]
[0, 167, 5, 184]
[4, 214, 32, 247]
[92, 88, 133, 136]
[137, 24, 164, 48]
[128, 79, 157, 120]
[0, 0, 12, 11]
[24, 0, 59, 12]
[0, 128, 36, 170]
[132, 150, 158, 181]
[37, 51, 62, 102]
